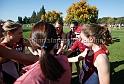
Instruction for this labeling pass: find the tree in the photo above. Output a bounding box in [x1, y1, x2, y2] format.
[30, 11, 37, 23]
[64, 0, 98, 24]
[41, 10, 63, 23]
[115, 17, 124, 24]
[18, 16, 23, 24]
[37, 5, 46, 21]
[107, 17, 115, 24]
[100, 17, 109, 24]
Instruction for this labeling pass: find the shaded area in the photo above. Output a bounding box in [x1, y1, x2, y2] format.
[71, 61, 124, 84]
[113, 37, 120, 42]
[71, 72, 80, 84]
[110, 60, 124, 84]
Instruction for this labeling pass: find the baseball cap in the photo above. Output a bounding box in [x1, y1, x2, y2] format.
[75, 26, 82, 34]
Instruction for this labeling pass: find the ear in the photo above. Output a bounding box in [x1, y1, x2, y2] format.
[89, 36, 94, 43]
[7, 31, 11, 35]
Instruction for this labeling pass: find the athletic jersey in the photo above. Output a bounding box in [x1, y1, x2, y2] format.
[54, 32, 63, 54]
[101, 44, 108, 54]
[0, 43, 19, 83]
[70, 40, 86, 55]
[13, 38, 25, 52]
[79, 49, 106, 84]
[14, 55, 71, 84]
[13, 38, 26, 73]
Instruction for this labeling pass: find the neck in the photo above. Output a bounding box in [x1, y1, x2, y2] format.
[91, 44, 101, 52]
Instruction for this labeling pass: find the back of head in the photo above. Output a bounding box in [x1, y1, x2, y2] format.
[30, 21, 65, 82]
[82, 23, 113, 46]
[30, 21, 57, 51]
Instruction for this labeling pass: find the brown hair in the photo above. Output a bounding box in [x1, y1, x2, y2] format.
[82, 23, 113, 46]
[30, 21, 65, 82]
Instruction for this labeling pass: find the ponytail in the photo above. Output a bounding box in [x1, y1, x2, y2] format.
[102, 25, 113, 46]
[39, 48, 65, 82]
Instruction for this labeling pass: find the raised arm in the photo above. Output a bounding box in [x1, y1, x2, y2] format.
[56, 33, 67, 54]
[23, 38, 38, 55]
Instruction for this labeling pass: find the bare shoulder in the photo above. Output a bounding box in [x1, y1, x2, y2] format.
[95, 54, 109, 67]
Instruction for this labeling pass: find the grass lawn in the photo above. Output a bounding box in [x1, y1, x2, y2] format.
[23, 26, 124, 84]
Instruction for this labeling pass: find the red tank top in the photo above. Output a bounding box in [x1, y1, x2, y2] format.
[80, 49, 106, 84]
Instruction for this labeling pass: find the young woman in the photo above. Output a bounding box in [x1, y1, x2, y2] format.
[65, 26, 86, 76]
[54, 20, 67, 55]
[14, 21, 71, 84]
[0, 21, 38, 84]
[68, 23, 113, 84]
[1, 21, 37, 83]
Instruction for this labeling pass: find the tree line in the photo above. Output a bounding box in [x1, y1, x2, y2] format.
[17, 0, 124, 25]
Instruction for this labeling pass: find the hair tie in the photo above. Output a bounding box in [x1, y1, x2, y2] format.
[40, 46, 47, 49]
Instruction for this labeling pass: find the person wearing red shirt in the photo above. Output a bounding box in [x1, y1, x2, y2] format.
[65, 26, 86, 77]
[68, 23, 113, 84]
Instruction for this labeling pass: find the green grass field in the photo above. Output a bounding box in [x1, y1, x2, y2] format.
[23, 26, 124, 84]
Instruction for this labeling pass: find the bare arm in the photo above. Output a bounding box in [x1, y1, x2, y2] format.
[94, 54, 110, 84]
[23, 38, 38, 55]
[68, 48, 88, 62]
[0, 45, 38, 65]
[56, 33, 67, 54]
[0, 57, 9, 64]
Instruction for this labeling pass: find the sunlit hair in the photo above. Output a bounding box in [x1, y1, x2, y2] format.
[82, 23, 113, 46]
[30, 21, 65, 82]
[2, 21, 22, 34]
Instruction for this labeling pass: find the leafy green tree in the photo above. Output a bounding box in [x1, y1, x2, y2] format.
[18, 16, 23, 24]
[64, 0, 98, 24]
[115, 17, 124, 24]
[37, 5, 46, 21]
[107, 17, 115, 24]
[30, 11, 37, 23]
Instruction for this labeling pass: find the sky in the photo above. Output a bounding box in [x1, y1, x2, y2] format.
[0, 0, 124, 21]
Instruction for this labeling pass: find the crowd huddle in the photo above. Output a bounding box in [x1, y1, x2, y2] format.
[0, 20, 113, 84]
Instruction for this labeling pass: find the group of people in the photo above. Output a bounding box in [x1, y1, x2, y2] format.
[0, 19, 113, 84]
